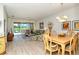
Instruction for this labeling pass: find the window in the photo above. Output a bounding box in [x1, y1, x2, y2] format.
[14, 22, 33, 33]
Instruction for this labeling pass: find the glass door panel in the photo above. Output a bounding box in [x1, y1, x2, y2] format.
[14, 22, 33, 33]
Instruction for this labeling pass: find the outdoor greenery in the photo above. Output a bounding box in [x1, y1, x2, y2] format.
[14, 27, 30, 33]
[14, 23, 33, 33]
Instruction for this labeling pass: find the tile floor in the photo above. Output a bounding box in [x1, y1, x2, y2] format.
[5, 35, 79, 55]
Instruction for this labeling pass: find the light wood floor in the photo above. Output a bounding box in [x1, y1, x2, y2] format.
[6, 35, 46, 55]
[5, 35, 79, 55]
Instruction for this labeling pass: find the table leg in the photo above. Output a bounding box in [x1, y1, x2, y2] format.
[62, 44, 65, 55]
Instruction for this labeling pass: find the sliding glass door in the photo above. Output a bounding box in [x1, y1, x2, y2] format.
[14, 23, 20, 33]
[14, 22, 34, 33]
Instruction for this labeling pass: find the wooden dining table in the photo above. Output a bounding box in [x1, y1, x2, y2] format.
[47, 35, 71, 55]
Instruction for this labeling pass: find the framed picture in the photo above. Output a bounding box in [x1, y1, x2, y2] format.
[73, 20, 79, 31]
[39, 22, 44, 29]
[62, 21, 71, 30]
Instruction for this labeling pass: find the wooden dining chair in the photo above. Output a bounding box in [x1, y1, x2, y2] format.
[43, 34, 60, 55]
[74, 34, 78, 51]
[43, 29, 49, 52]
[67, 29, 74, 36]
[65, 33, 77, 55]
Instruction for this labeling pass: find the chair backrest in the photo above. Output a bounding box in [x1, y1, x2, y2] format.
[43, 34, 50, 49]
[70, 33, 77, 50]
[43, 34, 46, 49]
[43, 29, 57, 50]
[67, 29, 75, 36]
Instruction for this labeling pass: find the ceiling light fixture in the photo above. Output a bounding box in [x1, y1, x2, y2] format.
[56, 3, 69, 22]
[56, 15, 68, 22]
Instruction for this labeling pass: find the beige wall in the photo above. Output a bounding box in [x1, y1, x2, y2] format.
[3, 6, 8, 37]
[0, 5, 4, 36]
[36, 6, 79, 34]
[0, 4, 8, 43]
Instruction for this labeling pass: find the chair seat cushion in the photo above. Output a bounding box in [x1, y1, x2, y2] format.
[65, 45, 72, 51]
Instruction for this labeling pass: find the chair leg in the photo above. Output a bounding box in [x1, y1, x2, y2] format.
[75, 46, 77, 52]
[58, 49, 60, 55]
[50, 51, 52, 55]
[77, 38, 78, 50]
[73, 50, 75, 55]
[75, 42, 77, 51]
[44, 48, 47, 53]
[69, 51, 71, 55]
[76, 44, 78, 51]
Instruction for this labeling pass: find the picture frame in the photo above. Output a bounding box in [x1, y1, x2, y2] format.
[62, 21, 71, 30]
[39, 22, 44, 29]
[73, 20, 79, 31]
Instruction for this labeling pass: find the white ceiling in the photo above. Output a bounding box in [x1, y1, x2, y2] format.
[3, 3, 77, 20]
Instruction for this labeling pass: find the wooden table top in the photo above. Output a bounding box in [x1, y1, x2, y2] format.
[48, 35, 71, 44]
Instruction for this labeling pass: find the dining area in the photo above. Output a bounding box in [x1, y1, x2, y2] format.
[43, 22, 79, 55]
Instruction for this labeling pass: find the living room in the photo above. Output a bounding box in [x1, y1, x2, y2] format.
[1, 3, 79, 55]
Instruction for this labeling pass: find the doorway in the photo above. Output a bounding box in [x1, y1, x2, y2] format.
[13, 22, 34, 35]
